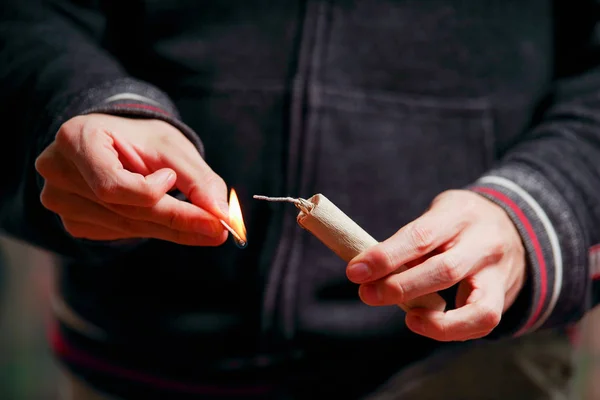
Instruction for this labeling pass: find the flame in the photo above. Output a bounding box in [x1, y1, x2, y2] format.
[228, 188, 247, 242]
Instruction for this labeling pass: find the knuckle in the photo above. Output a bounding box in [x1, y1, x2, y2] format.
[409, 223, 435, 253]
[39, 186, 52, 209]
[39, 186, 60, 212]
[479, 304, 502, 331]
[370, 246, 396, 272]
[483, 240, 506, 264]
[55, 120, 82, 150]
[87, 126, 105, 139]
[91, 178, 119, 202]
[83, 126, 110, 147]
[35, 151, 53, 177]
[391, 278, 407, 303]
[438, 254, 463, 283]
[157, 126, 181, 148]
[54, 126, 71, 147]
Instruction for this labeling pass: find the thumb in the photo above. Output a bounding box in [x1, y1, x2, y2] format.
[184, 168, 229, 221]
[66, 128, 177, 206]
[90, 165, 176, 207]
[159, 150, 229, 220]
[145, 168, 177, 194]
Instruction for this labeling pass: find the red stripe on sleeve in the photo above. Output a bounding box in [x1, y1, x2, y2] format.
[111, 103, 171, 116]
[472, 187, 549, 333]
[49, 323, 274, 397]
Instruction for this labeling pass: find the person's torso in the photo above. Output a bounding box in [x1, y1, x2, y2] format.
[58, 0, 562, 380]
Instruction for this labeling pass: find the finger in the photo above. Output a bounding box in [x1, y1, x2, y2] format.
[358, 227, 503, 306]
[404, 248, 442, 269]
[108, 194, 225, 237]
[42, 185, 227, 246]
[405, 267, 505, 341]
[60, 219, 133, 241]
[63, 216, 227, 246]
[56, 125, 176, 206]
[37, 152, 224, 237]
[347, 202, 469, 283]
[36, 145, 97, 200]
[153, 144, 229, 220]
[455, 280, 471, 308]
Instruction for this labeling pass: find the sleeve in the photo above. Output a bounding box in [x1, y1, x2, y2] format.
[0, 0, 202, 261]
[466, 3, 600, 337]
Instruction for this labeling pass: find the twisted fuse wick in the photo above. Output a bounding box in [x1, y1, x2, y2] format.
[252, 195, 314, 213]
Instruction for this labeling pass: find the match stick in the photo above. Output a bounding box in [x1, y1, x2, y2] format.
[220, 219, 247, 248]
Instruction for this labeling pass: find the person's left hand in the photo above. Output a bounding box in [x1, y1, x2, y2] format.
[346, 190, 527, 342]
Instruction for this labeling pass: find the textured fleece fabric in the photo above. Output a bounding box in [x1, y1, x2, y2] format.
[1, 0, 600, 398]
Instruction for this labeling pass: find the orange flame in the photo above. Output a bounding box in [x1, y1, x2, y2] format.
[228, 188, 247, 243]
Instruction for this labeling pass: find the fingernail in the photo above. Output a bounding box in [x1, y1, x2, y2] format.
[347, 263, 372, 282]
[154, 169, 175, 187]
[195, 219, 223, 238]
[360, 284, 382, 304]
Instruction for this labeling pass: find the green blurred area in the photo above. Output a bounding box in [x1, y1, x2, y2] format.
[0, 237, 60, 400]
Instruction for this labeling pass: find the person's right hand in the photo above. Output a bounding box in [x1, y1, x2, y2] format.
[35, 114, 229, 246]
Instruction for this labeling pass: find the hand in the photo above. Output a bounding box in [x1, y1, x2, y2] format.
[36, 114, 229, 246]
[346, 190, 526, 341]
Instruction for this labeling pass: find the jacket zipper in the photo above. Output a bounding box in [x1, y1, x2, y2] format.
[258, 0, 321, 353]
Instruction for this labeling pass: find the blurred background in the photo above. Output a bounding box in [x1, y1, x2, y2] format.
[0, 234, 599, 400]
[0, 236, 60, 399]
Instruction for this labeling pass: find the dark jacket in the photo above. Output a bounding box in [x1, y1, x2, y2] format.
[1, 0, 600, 398]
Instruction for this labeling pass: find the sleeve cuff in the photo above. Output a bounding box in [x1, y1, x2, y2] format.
[466, 163, 589, 337]
[38, 77, 203, 158]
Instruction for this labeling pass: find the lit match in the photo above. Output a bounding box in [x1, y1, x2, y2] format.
[221, 188, 247, 248]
